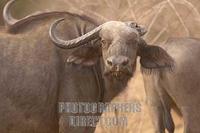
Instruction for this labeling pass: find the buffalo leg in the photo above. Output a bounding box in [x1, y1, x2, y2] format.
[182, 106, 200, 133]
[164, 108, 174, 133]
[148, 105, 165, 133]
[143, 74, 175, 133]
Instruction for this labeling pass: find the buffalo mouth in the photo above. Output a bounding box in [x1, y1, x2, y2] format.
[104, 70, 132, 79]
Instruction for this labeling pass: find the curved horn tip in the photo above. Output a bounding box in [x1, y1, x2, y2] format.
[56, 18, 65, 22]
[49, 18, 67, 48]
[49, 18, 65, 35]
[3, 0, 16, 26]
[125, 21, 147, 36]
[50, 18, 65, 29]
[49, 17, 101, 49]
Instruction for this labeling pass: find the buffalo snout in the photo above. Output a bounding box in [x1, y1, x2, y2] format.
[105, 55, 132, 78]
[106, 55, 130, 67]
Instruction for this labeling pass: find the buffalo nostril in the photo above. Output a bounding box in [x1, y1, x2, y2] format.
[107, 60, 113, 66]
[122, 59, 129, 66]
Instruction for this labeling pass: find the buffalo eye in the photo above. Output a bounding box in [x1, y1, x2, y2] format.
[101, 39, 111, 49]
[101, 39, 106, 45]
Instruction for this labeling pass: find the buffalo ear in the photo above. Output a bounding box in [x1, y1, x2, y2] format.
[138, 42, 174, 71]
[67, 45, 101, 66]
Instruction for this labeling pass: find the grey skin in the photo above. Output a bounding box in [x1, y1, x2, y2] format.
[1, 1, 174, 133]
[143, 38, 200, 133]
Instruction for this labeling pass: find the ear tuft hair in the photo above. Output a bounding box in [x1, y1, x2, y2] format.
[139, 43, 175, 74]
[140, 64, 175, 75]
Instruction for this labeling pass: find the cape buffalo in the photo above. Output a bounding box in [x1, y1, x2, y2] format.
[142, 38, 200, 133]
[1, 1, 106, 133]
[48, 8, 178, 133]
[49, 6, 200, 133]
[0, 0, 149, 133]
[2, 0, 195, 133]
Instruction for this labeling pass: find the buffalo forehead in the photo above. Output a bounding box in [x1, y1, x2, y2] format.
[101, 21, 139, 40]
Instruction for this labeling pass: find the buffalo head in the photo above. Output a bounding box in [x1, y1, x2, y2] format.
[49, 19, 174, 81]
